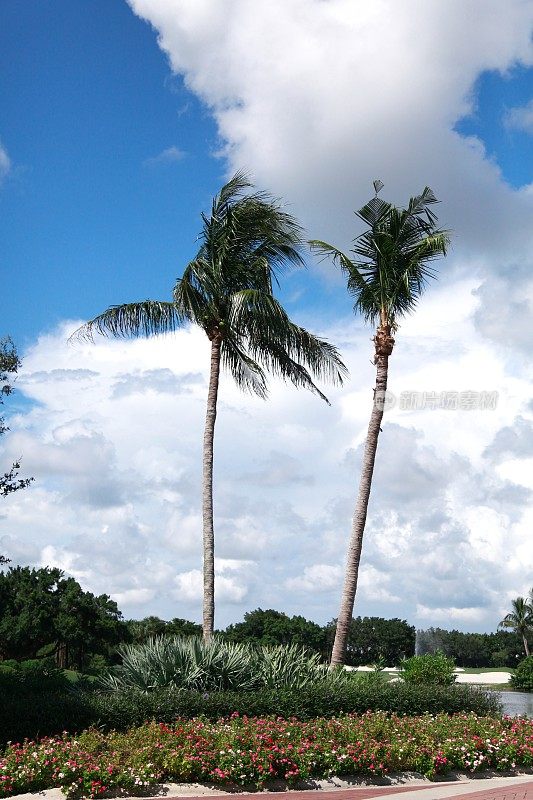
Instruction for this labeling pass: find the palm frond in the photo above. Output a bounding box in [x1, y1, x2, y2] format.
[221, 336, 268, 398]
[228, 288, 348, 397]
[70, 300, 182, 342]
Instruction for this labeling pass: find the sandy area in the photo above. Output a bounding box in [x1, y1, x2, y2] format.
[349, 667, 512, 685]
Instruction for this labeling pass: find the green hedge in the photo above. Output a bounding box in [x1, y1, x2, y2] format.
[0, 659, 70, 696]
[0, 679, 502, 747]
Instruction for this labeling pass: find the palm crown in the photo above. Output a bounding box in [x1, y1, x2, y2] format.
[311, 183, 449, 329]
[77, 172, 346, 400]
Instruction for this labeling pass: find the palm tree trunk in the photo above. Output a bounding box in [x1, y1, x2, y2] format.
[330, 324, 393, 666]
[523, 634, 530, 657]
[202, 336, 222, 641]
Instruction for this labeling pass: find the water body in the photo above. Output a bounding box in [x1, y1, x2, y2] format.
[495, 691, 533, 717]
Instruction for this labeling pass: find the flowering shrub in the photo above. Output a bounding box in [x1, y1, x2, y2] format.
[1, 712, 532, 799]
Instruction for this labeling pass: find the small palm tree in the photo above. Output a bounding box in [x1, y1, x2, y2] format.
[311, 182, 448, 666]
[74, 173, 347, 641]
[499, 596, 533, 657]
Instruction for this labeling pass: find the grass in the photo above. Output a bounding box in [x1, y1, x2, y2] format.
[462, 667, 515, 674]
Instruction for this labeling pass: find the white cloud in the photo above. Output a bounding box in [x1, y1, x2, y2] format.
[0, 141, 11, 183]
[128, 0, 533, 260]
[143, 145, 186, 166]
[0, 298, 530, 629]
[416, 605, 487, 624]
[504, 98, 533, 134]
[113, 588, 156, 606]
[174, 566, 249, 604]
[286, 564, 342, 593]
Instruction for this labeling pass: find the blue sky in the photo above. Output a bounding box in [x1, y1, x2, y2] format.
[1, 0, 220, 345]
[1, 1, 533, 631]
[1, 0, 333, 349]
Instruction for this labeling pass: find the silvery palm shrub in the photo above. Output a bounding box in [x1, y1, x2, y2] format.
[100, 636, 348, 693]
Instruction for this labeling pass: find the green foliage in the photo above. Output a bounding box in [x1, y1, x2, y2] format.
[74, 173, 347, 403]
[224, 608, 327, 654]
[0, 565, 126, 667]
[400, 653, 456, 686]
[0, 658, 69, 695]
[499, 596, 533, 656]
[511, 655, 533, 692]
[0, 337, 33, 503]
[125, 616, 202, 644]
[325, 616, 415, 666]
[417, 627, 524, 667]
[100, 636, 345, 693]
[0, 680, 501, 747]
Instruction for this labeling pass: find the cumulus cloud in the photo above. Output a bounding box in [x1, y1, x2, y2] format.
[286, 564, 342, 593]
[143, 145, 186, 166]
[127, 0, 533, 258]
[0, 141, 10, 183]
[0, 294, 530, 629]
[504, 98, 533, 134]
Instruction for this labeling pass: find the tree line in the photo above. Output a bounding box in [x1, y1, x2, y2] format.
[0, 565, 525, 671]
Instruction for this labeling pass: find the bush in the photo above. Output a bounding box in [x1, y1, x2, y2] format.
[0, 678, 501, 748]
[511, 655, 533, 692]
[0, 658, 69, 695]
[400, 652, 456, 686]
[101, 636, 347, 693]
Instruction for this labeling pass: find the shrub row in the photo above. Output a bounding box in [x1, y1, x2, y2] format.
[0, 678, 501, 747]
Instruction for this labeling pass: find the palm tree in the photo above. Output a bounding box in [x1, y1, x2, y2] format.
[311, 182, 448, 666]
[74, 173, 347, 641]
[499, 596, 533, 657]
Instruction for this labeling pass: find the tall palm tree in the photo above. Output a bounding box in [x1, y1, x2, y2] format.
[499, 596, 533, 657]
[74, 173, 347, 641]
[311, 182, 448, 666]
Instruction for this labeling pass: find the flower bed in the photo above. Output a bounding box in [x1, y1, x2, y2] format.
[1, 712, 532, 800]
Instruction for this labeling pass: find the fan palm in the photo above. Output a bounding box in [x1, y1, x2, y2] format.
[311, 182, 449, 665]
[74, 172, 347, 640]
[499, 596, 533, 657]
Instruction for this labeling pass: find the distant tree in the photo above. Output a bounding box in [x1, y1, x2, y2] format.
[54, 577, 125, 670]
[499, 596, 533, 657]
[0, 566, 59, 659]
[126, 616, 168, 644]
[0, 566, 125, 668]
[125, 616, 202, 643]
[324, 616, 415, 666]
[416, 626, 524, 667]
[166, 617, 202, 638]
[1, 338, 33, 502]
[224, 608, 328, 655]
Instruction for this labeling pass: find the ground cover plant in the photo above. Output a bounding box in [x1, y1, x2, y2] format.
[1, 712, 532, 800]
